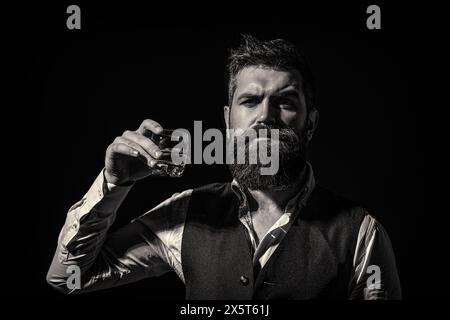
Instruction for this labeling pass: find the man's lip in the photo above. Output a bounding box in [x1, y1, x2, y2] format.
[249, 137, 280, 144]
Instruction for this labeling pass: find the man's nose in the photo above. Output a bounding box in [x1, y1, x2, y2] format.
[256, 100, 277, 125]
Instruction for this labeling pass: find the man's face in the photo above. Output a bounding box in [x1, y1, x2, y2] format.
[225, 66, 308, 135]
[224, 66, 317, 191]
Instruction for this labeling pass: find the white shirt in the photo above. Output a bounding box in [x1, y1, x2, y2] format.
[47, 163, 400, 299]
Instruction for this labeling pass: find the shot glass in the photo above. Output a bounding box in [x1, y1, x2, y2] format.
[148, 129, 188, 177]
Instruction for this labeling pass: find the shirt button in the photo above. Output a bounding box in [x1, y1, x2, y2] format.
[240, 275, 249, 286]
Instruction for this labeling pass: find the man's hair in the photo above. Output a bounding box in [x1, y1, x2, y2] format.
[227, 34, 316, 111]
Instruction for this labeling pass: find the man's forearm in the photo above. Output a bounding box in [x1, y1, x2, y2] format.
[46, 169, 132, 293]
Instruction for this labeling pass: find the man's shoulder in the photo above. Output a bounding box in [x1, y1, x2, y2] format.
[298, 185, 372, 254]
[181, 182, 240, 225]
[191, 181, 232, 193]
[189, 182, 236, 206]
[305, 184, 368, 224]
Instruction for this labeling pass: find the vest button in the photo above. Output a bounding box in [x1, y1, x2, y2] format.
[240, 275, 249, 286]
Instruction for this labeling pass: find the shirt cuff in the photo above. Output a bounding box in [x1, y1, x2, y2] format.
[82, 168, 133, 216]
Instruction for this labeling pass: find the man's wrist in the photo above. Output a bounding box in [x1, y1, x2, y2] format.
[103, 170, 135, 187]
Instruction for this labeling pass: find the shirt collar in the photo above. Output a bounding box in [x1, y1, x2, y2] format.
[230, 161, 316, 216]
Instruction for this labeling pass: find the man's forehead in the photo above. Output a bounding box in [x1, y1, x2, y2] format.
[235, 66, 303, 94]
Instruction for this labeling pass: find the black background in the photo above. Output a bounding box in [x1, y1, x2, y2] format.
[14, 2, 442, 302]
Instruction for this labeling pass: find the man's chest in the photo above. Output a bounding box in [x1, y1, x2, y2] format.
[250, 208, 285, 243]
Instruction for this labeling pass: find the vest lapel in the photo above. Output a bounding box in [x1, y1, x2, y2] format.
[253, 190, 340, 299]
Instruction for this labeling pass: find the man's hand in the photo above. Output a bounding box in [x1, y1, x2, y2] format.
[104, 119, 164, 185]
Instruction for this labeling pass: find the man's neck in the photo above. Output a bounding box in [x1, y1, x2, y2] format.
[244, 167, 308, 243]
[246, 167, 307, 213]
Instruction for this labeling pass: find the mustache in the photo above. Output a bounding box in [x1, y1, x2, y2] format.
[241, 123, 299, 142]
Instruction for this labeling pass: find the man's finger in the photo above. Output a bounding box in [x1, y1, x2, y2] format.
[109, 143, 139, 158]
[137, 119, 163, 135]
[114, 136, 156, 166]
[122, 130, 162, 159]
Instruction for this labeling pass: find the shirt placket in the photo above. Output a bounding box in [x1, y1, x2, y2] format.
[238, 201, 259, 255]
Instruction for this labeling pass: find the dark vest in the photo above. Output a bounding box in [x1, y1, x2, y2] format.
[181, 182, 366, 300]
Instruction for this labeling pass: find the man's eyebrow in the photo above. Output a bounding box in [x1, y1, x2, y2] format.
[274, 87, 301, 99]
[237, 92, 262, 100]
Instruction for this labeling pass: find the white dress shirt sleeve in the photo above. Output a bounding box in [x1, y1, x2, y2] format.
[46, 169, 191, 293]
[350, 214, 402, 299]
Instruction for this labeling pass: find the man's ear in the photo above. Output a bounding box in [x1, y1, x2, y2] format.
[224, 106, 230, 129]
[224, 106, 231, 138]
[306, 108, 319, 143]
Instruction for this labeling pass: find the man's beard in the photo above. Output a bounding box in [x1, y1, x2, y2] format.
[227, 122, 308, 191]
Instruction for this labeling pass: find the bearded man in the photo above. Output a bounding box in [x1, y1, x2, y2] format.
[47, 35, 401, 299]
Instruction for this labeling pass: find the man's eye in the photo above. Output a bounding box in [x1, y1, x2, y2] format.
[242, 99, 258, 107]
[278, 99, 296, 109]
